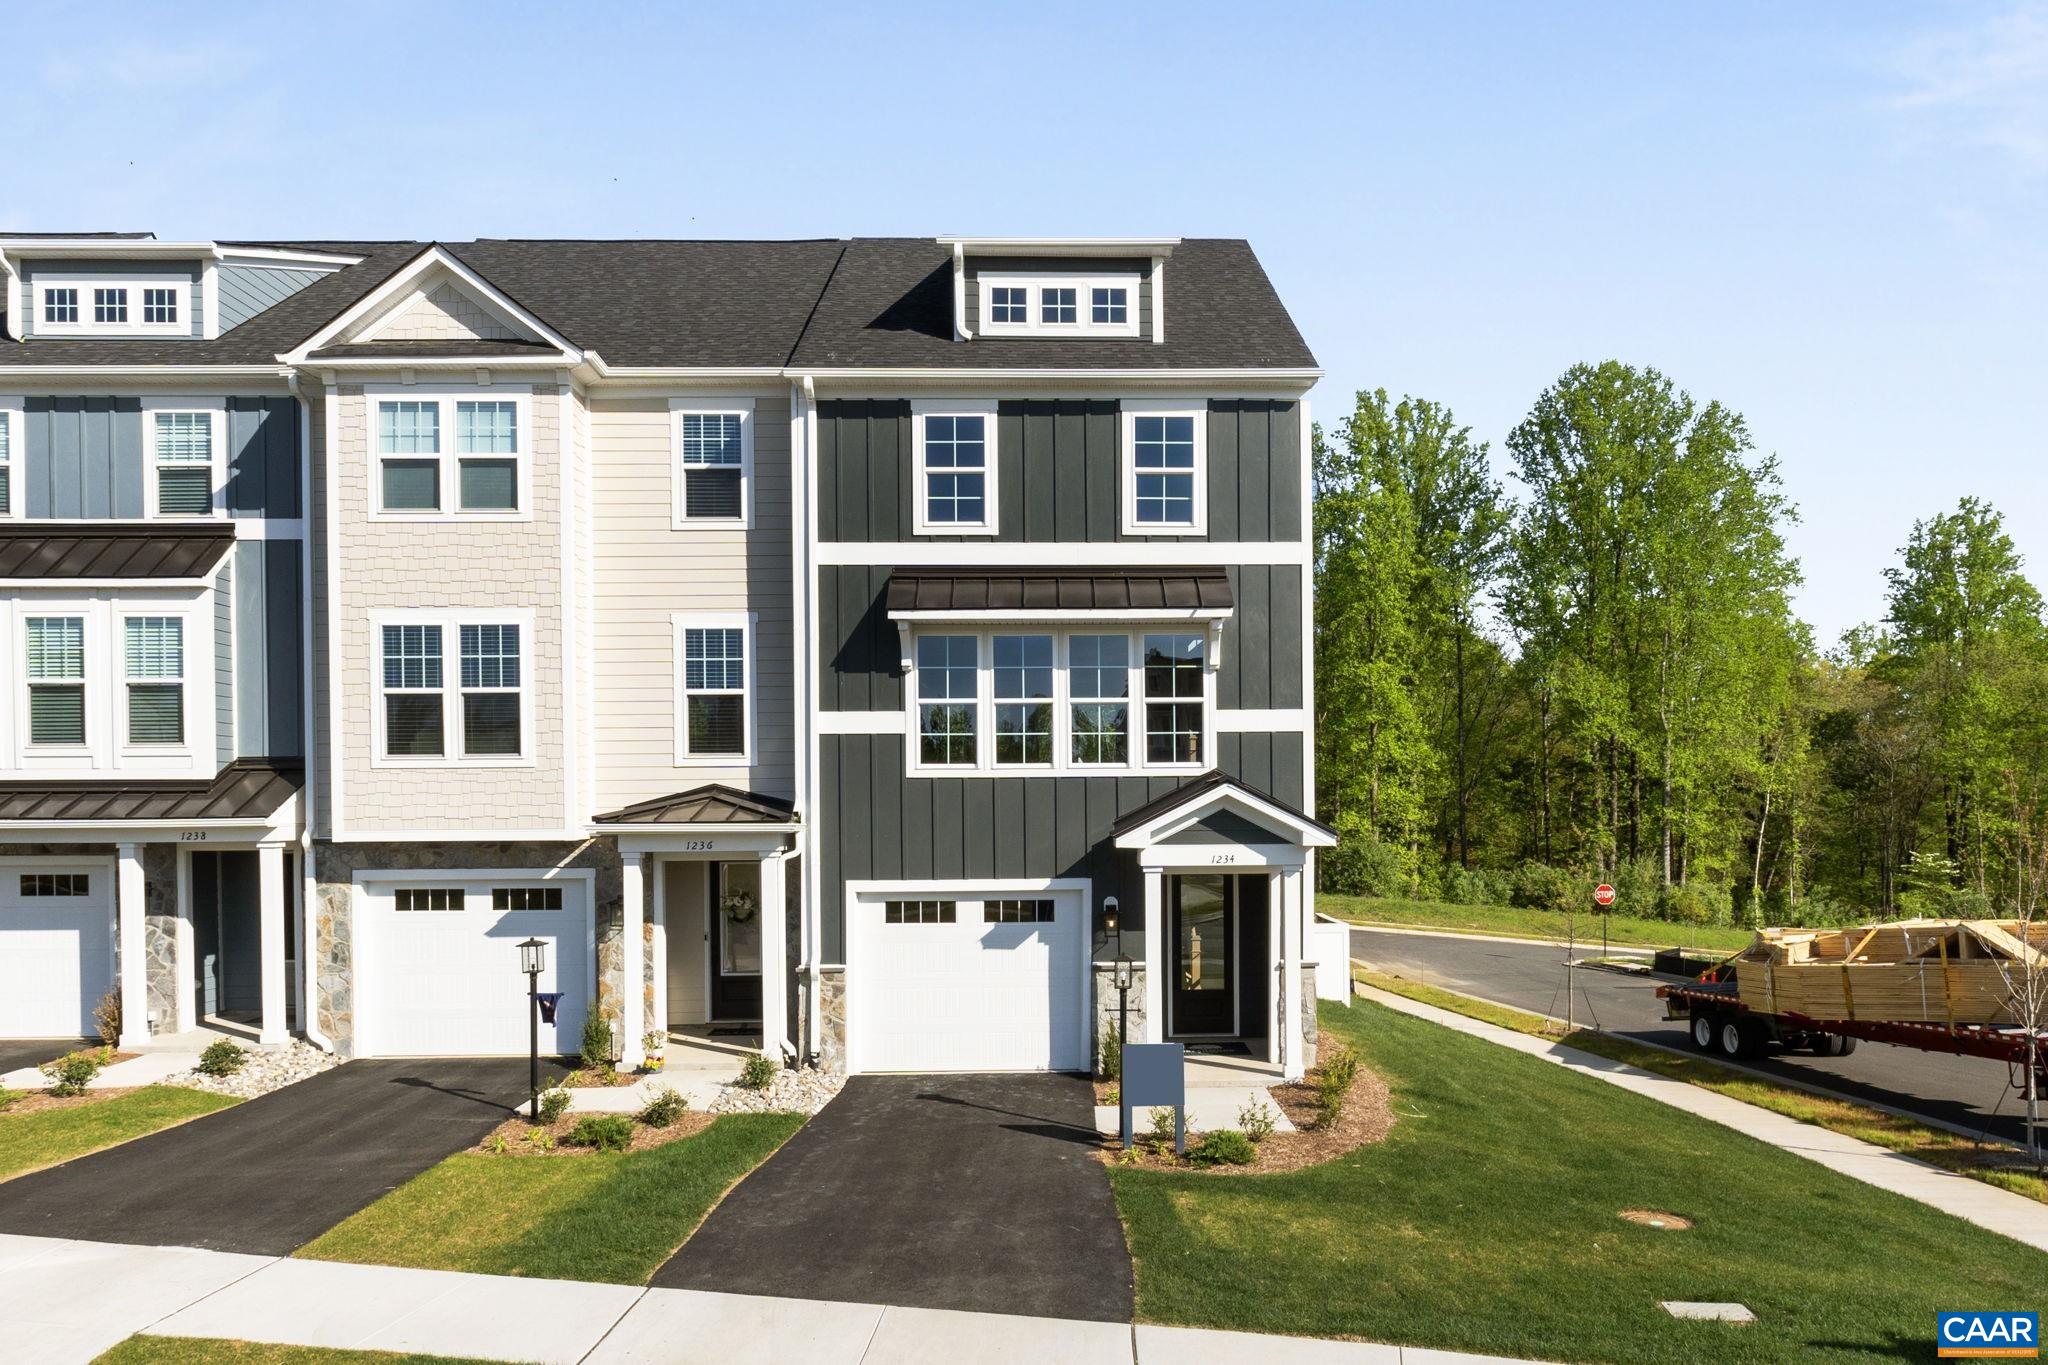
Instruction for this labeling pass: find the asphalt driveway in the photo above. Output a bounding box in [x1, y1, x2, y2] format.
[0, 1057, 564, 1255]
[0, 1039, 90, 1075]
[655, 1073, 1133, 1322]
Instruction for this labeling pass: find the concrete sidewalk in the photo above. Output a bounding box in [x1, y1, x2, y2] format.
[0, 1231, 1550, 1365]
[1354, 981, 2048, 1254]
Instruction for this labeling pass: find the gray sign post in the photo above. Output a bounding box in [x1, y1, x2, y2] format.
[1120, 1041, 1187, 1153]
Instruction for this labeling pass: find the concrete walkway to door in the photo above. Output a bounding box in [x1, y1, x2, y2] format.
[0, 1058, 566, 1254]
[656, 1073, 1134, 1323]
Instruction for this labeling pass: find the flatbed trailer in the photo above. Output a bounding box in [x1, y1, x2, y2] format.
[1658, 974, 2048, 1091]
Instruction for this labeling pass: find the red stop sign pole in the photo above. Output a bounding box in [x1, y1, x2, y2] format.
[1594, 884, 1616, 907]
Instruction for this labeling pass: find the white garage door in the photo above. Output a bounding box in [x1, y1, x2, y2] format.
[0, 862, 113, 1039]
[360, 876, 591, 1057]
[849, 890, 1086, 1073]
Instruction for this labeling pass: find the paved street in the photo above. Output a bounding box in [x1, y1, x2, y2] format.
[1348, 925, 2034, 1145]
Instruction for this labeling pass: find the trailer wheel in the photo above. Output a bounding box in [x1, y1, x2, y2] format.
[1824, 1035, 1858, 1058]
[1691, 1013, 1717, 1051]
[1719, 1018, 1765, 1061]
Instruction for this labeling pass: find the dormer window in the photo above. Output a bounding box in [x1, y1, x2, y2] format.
[978, 272, 1140, 338]
[34, 278, 190, 336]
[43, 288, 78, 325]
[94, 288, 129, 324]
[143, 288, 179, 325]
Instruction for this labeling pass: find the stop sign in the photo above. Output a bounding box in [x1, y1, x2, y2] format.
[1593, 884, 1616, 907]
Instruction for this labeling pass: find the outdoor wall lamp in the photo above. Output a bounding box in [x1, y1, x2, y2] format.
[1102, 897, 1119, 937]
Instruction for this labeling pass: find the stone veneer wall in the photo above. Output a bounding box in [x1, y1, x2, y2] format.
[1091, 962, 1148, 1075]
[814, 966, 846, 1074]
[1300, 963, 1319, 1068]
[312, 839, 624, 1057]
[142, 844, 180, 1036]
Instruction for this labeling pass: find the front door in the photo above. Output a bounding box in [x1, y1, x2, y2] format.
[708, 861, 764, 1022]
[1169, 874, 1235, 1036]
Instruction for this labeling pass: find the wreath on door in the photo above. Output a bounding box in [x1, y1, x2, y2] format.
[720, 889, 758, 925]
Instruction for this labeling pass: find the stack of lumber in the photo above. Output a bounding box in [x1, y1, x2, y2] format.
[1734, 918, 2046, 1026]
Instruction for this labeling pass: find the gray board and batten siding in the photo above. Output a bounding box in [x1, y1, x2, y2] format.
[817, 399, 1301, 544]
[20, 259, 205, 339]
[9, 394, 304, 760]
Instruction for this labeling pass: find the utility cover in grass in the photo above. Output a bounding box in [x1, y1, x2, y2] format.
[1660, 1302, 1757, 1323]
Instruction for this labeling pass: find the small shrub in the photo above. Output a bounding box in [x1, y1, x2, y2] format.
[1098, 1028, 1122, 1081]
[1660, 884, 1715, 927]
[638, 1085, 687, 1128]
[196, 1039, 247, 1077]
[1102, 1086, 1120, 1105]
[525, 1127, 555, 1152]
[484, 1132, 509, 1155]
[737, 1054, 779, 1090]
[1237, 1098, 1277, 1144]
[0, 1088, 21, 1112]
[93, 989, 122, 1049]
[579, 1001, 615, 1070]
[1146, 1105, 1182, 1155]
[41, 1048, 107, 1097]
[538, 1083, 572, 1123]
[1509, 863, 1578, 915]
[1314, 1043, 1361, 1129]
[565, 1114, 635, 1152]
[1321, 828, 1409, 897]
[1188, 1129, 1257, 1166]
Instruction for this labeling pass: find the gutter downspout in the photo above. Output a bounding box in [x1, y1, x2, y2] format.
[951, 243, 973, 342]
[289, 369, 332, 1052]
[0, 253, 20, 342]
[795, 372, 824, 1066]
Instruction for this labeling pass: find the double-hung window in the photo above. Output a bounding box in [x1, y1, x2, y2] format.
[912, 401, 997, 535]
[459, 624, 522, 756]
[25, 616, 87, 747]
[149, 409, 217, 517]
[123, 617, 184, 746]
[992, 634, 1054, 766]
[1144, 633, 1207, 765]
[1069, 634, 1131, 765]
[376, 616, 530, 762]
[916, 635, 979, 766]
[0, 400, 15, 517]
[375, 393, 525, 517]
[93, 288, 129, 324]
[1123, 405, 1207, 533]
[380, 624, 444, 756]
[672, 402, 753, 526]
[676, 614, 752, 761]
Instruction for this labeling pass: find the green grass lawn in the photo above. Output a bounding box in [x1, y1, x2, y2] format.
[298, 1114, 804, 1284]
[1110, 1000, 2048, 1364]
[0, 1086, 237, 1181]
[96, 1338, 503, 1365]
[1324, 892, 1756, 952]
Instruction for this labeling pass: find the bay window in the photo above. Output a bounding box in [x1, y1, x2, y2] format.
[374, 392, 526, 517]
[123, 616, 184, 746]
[1144, 633, 1207, 764]
[1068, 634, 1131, 765]
[376, 612, 530, 763]
[992, 634, 1054, 766]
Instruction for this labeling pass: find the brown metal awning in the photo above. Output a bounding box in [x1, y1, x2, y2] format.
[592, 784, 798, 827]
[0, 759, 302, 824]
[0, 523, 235, 580]
[884, 567, 1233, 615]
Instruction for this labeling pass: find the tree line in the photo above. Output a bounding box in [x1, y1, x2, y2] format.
[1314, 361, 2048, 927]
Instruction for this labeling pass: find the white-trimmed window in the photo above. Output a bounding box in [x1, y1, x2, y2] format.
[906, 628, 1212, 775]
[671, 400, 754, 528]
[24, 616, 86, 748]
[991, 634, 1054, 767]
[374, 611, 532, 764]
[372, 392, 527, 519]
[145, 401, 224, 518]
[915, 635, 979, 767]
[912, 400, 998, 535]
[674, 612, 754, 762]
[1143, 632, 1207, 765]
[122, 616, 185, 747]
[977, 272, 1141, 338]
[1122, 404, 1207, 534]
[34, 279, 189, 336]
[0, 398, 17, 518]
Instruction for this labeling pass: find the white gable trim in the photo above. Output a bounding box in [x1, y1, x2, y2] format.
[279, 245, 581, 365]
[351, 271, 530, 346]
[1113, 783, 1336, 850]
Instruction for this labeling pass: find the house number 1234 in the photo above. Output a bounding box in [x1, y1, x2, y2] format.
[1210, 853, 1236, 864]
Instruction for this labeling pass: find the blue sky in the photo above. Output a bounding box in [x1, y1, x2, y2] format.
[9, 1, 2043, 645]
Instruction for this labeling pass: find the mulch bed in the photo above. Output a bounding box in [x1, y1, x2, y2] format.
[471, 1108, 714, 1157]
[0, 1087, 142, 1117]
[1092, 1059, 1394, 1175]
[557, 1065, 644, 1089]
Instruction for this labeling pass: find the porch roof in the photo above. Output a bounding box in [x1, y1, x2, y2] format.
[590, 783, 798, 828]
[884, 567, 1233, 615]
[0, 758, 302, 823]
[0, 523, 234, 580]
[1110, 771, 1337, 849]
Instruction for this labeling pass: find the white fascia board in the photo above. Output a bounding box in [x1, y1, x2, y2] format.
[935, 237, 1181, 259]
[216, 246, 362, 268]
[0, 240, 217, 259]
[280, 245, 582, 365]
[0, 365, 292, 380]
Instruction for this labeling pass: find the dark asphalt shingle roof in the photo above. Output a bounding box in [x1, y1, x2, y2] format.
[885, 567, 1234, 613]
[1108, 770, 1336, 842]
[306, 338, 562, 360]
[0, 524, 234, 579]
[0, 759, 302, 824]
[3, 236, 1312, 373]
[592, 784, 798, 826]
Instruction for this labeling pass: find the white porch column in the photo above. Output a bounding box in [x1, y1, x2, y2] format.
[1142, 867, 1164, 1043]
[759, 852, 789, 1061]
[1267, 870, 1284, 1068]
[116, 843, 149, 1048]
[1280, 864, 1305, 1080]
[173, 849, 196, 1035]
[257, 844, 288, 1045]
[649, 859, 668, 1046]
[619, 854, 646, 1070]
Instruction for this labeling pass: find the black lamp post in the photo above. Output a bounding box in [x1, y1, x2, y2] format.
[519, 937, 547, 1121]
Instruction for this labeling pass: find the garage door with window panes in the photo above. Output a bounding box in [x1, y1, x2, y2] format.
[851, 891, 1083, 1073]
[0, 866, 112, 1037]
[359, 877, 587, 1057]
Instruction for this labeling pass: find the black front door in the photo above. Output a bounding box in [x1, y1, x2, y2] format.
[1170, 874, 1235, 1036]
[708, 862, 763, 1022]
